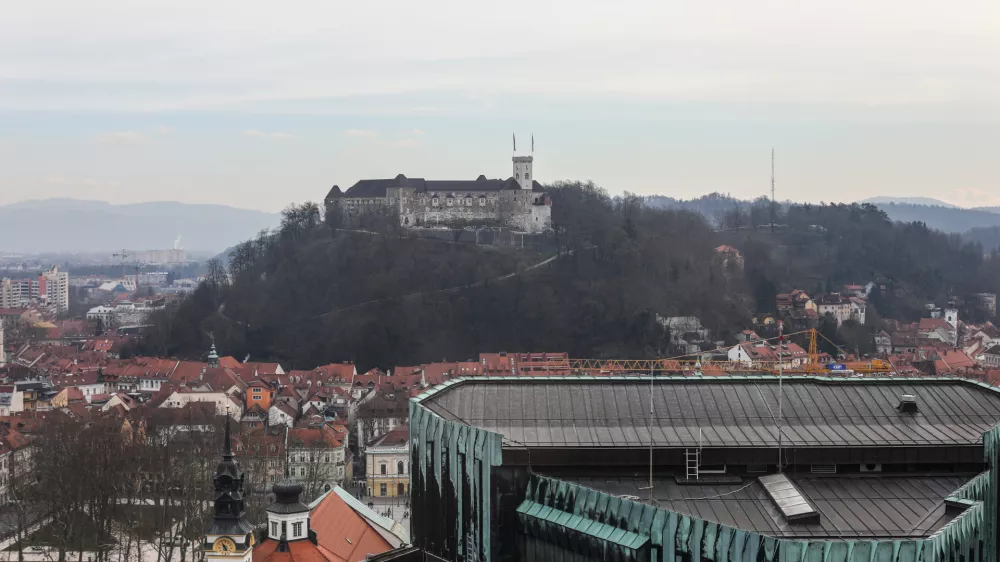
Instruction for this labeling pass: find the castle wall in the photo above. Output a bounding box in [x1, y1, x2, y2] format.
[397, 188, 506, 227]
[339, 186, 552, 233]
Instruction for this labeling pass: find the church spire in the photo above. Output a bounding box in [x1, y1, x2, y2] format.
[204, 411, 254, 561]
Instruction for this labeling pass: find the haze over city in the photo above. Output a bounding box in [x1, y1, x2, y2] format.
[2, 0, 998, 211]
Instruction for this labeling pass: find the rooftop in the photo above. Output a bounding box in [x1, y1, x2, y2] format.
[556, 472, 968, 539]
[418, 376, 1000, 448]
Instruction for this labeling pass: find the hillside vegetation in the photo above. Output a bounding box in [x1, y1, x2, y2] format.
[138, 183, 1000, 369]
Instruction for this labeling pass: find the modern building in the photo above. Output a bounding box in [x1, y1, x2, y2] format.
[42, 266, 69, 311]
[409, 376, 1000, 562]
[0, 267, 69, 311]
[324, 145, 552, 234]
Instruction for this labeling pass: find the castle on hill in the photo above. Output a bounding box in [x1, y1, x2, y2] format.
[324, 142, 552, 234]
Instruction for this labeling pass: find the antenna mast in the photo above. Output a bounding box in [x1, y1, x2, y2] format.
[776, 320, 784, 472]
[770, 148, 776, 232]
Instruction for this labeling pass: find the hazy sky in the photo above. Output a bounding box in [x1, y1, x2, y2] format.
[1, 0, 998, 212]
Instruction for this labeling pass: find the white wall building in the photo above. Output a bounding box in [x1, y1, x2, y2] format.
[160, 390, 242, 418]
[42, 266, 69, 311]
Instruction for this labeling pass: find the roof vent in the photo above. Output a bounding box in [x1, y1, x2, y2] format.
[395, 174, 407, 180]
[898, 394, 918, 413]
[477, 174, 487, 181]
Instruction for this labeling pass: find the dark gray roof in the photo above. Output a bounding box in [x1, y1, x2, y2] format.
[331, 175, 544, 199]
[419, 378, 1000, 447]
[560, 473, 968, 539]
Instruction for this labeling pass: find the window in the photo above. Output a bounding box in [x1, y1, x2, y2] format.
[397, 461, 404, 474]
[299, 467, 306, 477]
[271, 522, 279, 538]
[479, 197, 486, 206]
[446, 197, 454, 207]
[380, 483, 387, 496]
[323, 455, 329, 463]
[432, 197, 439, 207]
[398, 483, 406, 495]
[292, 522, 303, 538]
[524, 173, 529, 180]
[380, 463, 387, 475]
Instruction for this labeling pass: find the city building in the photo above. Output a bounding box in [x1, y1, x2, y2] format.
[815, 293, 853, 326]
[408, 376, 1000, 562]
[286, 423, 350, 497]
[42, 266, 69, 311]
[365, 425, 409, 498]
[324, 145, 552, 234]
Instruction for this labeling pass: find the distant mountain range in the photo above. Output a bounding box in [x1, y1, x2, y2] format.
[646, 193, 1000, 251]
[859, 196, 959, 208]
[858, 198, 1000, 234]
[0, 199, 280, 254]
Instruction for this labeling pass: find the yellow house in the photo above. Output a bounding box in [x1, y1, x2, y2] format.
[365, 426, 409, 498]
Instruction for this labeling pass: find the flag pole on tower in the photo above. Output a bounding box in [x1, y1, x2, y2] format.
[531, 133, 534, 153]
[513, 131, 516, 153]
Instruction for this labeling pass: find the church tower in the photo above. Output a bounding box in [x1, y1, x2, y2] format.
[203, 416, 254, 562]
[512, 133, 534, 190]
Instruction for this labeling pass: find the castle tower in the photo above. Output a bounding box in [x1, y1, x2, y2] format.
[512, 133, 534, 190]
[203, 416, 254, 562]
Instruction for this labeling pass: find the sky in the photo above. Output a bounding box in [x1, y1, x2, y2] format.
[1, 0, 998, 212]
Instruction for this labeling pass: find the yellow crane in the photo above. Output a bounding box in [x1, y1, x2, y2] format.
[568, 329, 893, 376]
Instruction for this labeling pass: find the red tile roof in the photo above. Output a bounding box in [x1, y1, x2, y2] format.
[308, 489, 394, 562]
[253, 538, 335, 561]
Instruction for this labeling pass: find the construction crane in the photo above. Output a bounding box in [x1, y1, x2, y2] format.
[111, 249, 130, 281]
[568, 329, 893, 377]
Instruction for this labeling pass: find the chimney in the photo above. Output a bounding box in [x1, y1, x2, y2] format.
[897, 394, 918, 413]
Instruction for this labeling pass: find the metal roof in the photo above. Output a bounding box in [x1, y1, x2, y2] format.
[559, 473, 968, 539]
[418, 377, 1000, 447]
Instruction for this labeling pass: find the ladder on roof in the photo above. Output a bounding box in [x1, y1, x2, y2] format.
[685, 428, 703, 481]
[685, 449, 700, 481]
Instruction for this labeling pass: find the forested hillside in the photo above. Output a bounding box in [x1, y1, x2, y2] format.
[965, 226, 1000, 254]
[137, 183, 745, 368]
[138, 184, 1000, 369]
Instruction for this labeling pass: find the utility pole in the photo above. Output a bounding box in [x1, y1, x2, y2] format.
[770, 148, 776, 232]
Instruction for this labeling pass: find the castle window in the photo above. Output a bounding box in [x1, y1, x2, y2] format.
[432, 197, 439, 207]
[479, 197, 486, 206]
[271, 522, 279, 538]
[446, 198, 454, 207]
[525, 173, 529, 180]
[516, 173, 520, 179]
[292, 522, 303, 538]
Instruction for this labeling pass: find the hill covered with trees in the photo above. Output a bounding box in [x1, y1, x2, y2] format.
[137, 183, 1000, 369]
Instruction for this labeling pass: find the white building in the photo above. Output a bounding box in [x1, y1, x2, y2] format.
[816, 293, 853, 326]
[269, 402, 297, 427]
[42, 266, 69, 311]
[849, 297, 867, 325]
[159, 389, 242, 418]
[286, 424, 350, 496]
[86, 305, 116, 324]
[0, 385, 24, 416]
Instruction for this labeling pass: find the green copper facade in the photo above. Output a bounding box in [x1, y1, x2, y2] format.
[410, 377, 1000, 562]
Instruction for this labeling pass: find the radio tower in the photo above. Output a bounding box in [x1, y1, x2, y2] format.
[770, 148, 776, 232]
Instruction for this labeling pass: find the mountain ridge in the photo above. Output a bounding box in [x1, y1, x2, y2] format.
[0, 198, 280, 254]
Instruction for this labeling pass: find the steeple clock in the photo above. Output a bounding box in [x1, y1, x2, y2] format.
[203, 415, 255, 561]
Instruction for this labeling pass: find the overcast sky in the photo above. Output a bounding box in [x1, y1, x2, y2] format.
[1, 0, 998, 211]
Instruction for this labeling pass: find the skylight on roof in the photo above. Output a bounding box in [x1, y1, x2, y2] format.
[758, 473, 819, 523]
